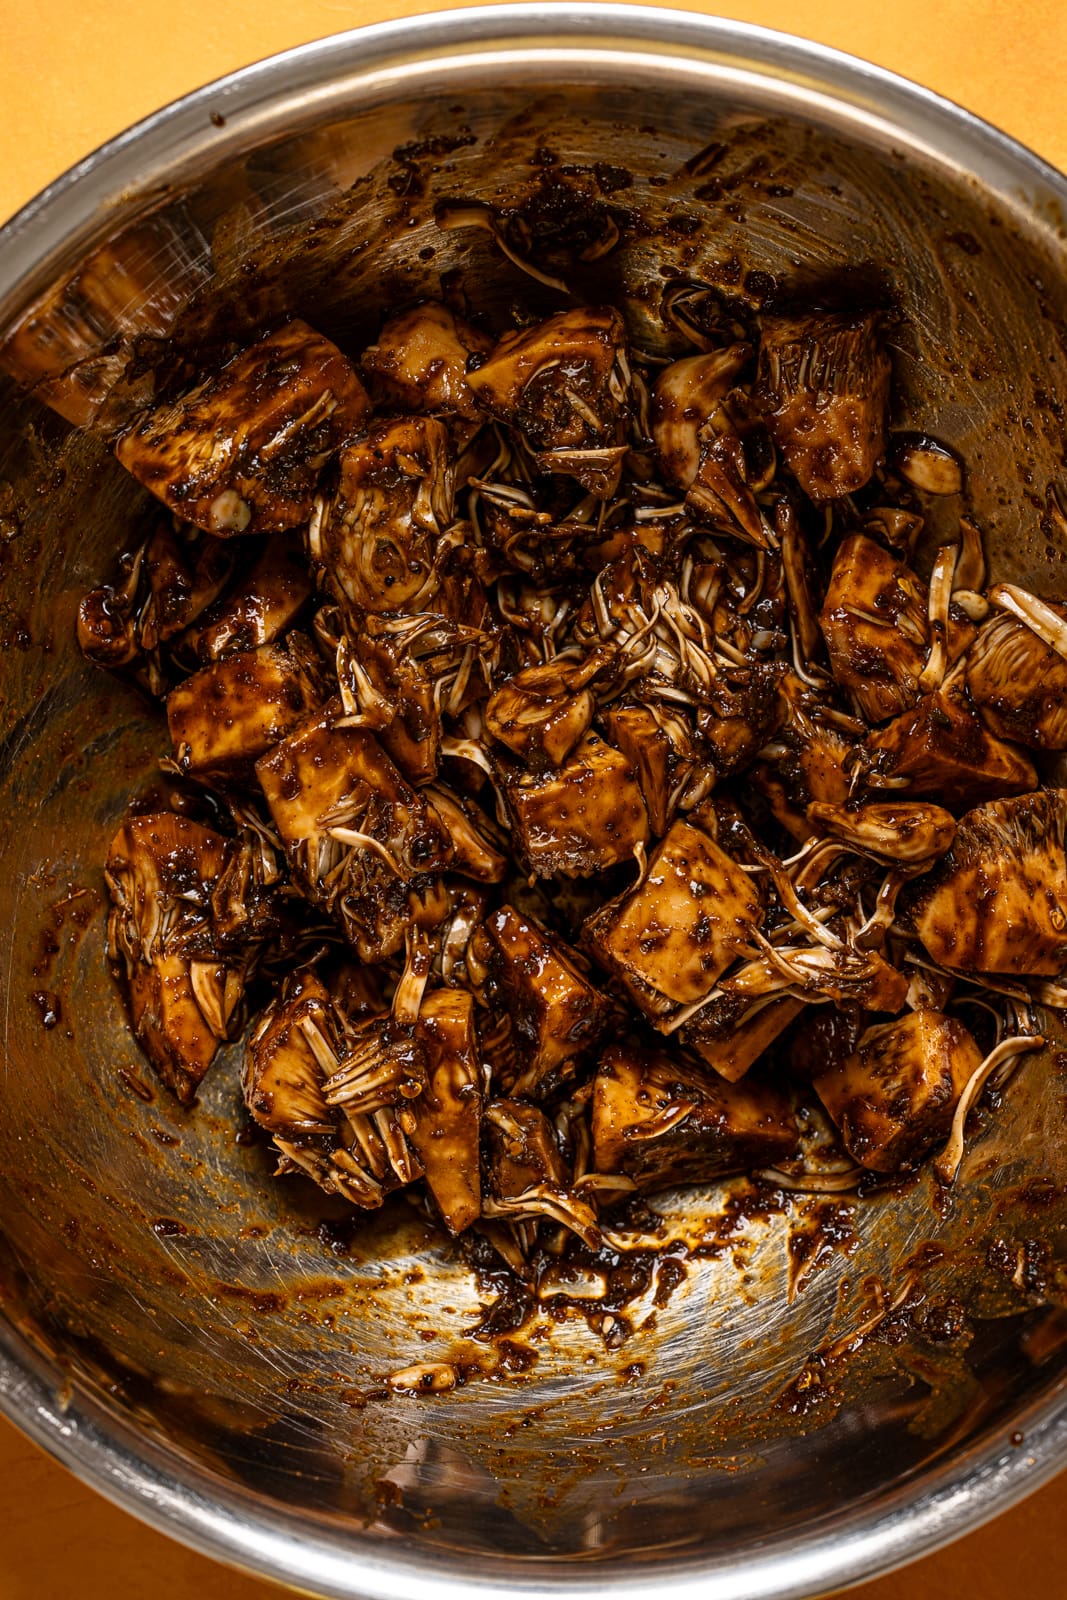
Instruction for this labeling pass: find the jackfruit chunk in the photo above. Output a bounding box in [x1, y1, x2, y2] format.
[140, 523, 236, 647]
[910, 790, 1067, 975]
[756, 309, 891, 502]
[586, 818, 762, 1021]
[966, 608, 1067, 750]
[592, 1042, 797, 1188]
[685, 996, 804, 1082]
[504, 731, 649, 878]
[651, 344, 751, 490]
[865, 685, 1036, 808]
[485, 659, 596, 767]
[806, 799, 956, 864]
[166, 641, 320, 777]
[256, 703, 453, 960]
[185, 535, 311, 662]
[819, 534, 929, 724]
[813, 1010, 982, 1172]
[115, 321, 370, 534]
[242, 970, 336, 1136]
[602, 702, 695, 839]
[472, 905, 610, 1095]
[423, 786, 507, 884]
[466, 306, 630, 496]
[105, 812, 240, 1103]
[408, 989, 482, 1234]
[485, 1098, 568, 1195]
[360, 301, 493, 419]
[482, 1098, 601, 1247]
[256, 704, 451, 877]
[310, 416, 454, 615]
[245, 974, 425, 1209]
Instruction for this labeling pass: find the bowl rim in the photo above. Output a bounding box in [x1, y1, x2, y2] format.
[1, 7, 1066, 1597]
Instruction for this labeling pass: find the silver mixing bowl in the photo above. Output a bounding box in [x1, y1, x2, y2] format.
[2, 7, 1067, 1597]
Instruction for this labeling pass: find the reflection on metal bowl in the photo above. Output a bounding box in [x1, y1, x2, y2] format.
[1, 8, 1067, 1598]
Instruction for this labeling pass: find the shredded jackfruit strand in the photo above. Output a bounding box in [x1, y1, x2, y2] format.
[936, 1034, 1046, 1185]
[990, 582, 1067, 663]
[918, 544, 958, 692]
[821, 1273, 918, 1365]
[755, 1164, 863, 1193]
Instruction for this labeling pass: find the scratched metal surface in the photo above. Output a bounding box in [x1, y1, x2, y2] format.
[1, 41, 1067, 1590]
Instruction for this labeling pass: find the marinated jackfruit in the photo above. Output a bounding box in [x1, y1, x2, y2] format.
[586, 816, 762, 1023]
[756, 309, 891, 502]
[592, 1043, 797, 1188]
[115, 321, 371, 534]
[81, 277, 1062, 1315]
[813, 1010, 982, 1172]
[910, 791, 1067, 974]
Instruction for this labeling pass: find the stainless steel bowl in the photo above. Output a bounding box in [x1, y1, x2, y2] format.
[2, 8, 1067, 1598]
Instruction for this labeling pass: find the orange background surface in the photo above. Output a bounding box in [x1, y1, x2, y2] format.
[1, 1, 1066, 1596]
